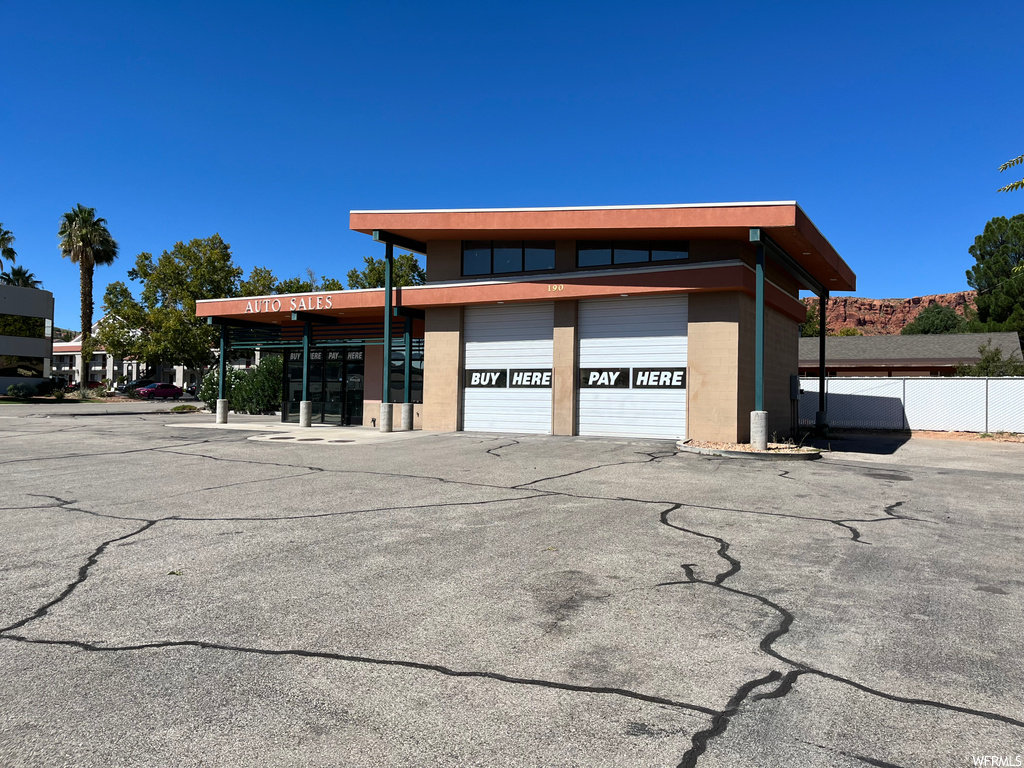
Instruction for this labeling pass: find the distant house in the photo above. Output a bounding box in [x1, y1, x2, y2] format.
[1, 283, 54, 390]
[798, 332, 1023, 377]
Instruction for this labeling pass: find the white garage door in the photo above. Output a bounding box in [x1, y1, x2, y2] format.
[578, 295, 688, 439]
[463, 302, 553, 433]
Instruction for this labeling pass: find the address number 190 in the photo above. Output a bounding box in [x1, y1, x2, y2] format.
[547, 284, 564, 292]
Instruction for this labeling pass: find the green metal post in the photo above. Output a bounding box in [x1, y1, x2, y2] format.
[301, 322, 311, 401]
[403, 317, 412, 403]
[382, 242, 393, 403]
[754, 244, 765, 412]
[218, 324, 227, 400]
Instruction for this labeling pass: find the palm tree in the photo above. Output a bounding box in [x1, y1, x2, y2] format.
[58, 204, 119, 391]
[0, 223, 16, 272]
[1, 265, 42, 288]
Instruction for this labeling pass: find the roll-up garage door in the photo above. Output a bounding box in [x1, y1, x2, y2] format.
[463, 302, 553, 433]
[578, 295, 687, 439]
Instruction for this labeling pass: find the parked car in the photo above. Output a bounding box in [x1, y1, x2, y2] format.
[116, 378, 155, 393]
[135, 383, 183, 400]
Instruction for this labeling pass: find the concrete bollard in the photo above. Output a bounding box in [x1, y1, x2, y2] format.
[379, 403, 393, 433]
[750, 410, 768, 451]
[299, 400, 312, 428]
[216, 399, 229, 424]
[401, 402, 414, 431]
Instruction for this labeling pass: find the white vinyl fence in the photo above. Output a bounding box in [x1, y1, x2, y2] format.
[798, 377, 1024, 432]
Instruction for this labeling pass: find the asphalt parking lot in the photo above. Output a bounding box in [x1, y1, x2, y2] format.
[1, 404, 1022, 767]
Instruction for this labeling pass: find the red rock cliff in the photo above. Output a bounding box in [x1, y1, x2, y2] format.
[803, 292, 976, 335]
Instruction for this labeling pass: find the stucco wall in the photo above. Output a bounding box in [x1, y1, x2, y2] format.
[421, 306, 463, 432]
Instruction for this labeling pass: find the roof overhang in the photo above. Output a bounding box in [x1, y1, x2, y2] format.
[350, 201, 856, 292]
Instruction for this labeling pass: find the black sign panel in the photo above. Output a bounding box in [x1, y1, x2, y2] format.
[509, 369, 552, 388]
[309, 350, 324, 362]
[632, 368, 686, 388]
[288, 351, 302, 362]
[465, 369, 507, 388]
[579, 368, 630, 388]
[347, 349, 363, 361]
[327, 350, 342, 361]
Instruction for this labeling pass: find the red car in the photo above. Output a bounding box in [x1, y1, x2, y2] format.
[136, 383, 183, 400]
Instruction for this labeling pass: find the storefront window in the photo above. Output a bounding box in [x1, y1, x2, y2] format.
[0, 355, 44, 378]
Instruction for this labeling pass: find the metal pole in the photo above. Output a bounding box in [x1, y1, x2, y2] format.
[403, 317, 412, 404]
[382, 242, 393, 403]
[218, 324, 227, 399]
[818, 291, 828, 416]
[754, 244, 765, 412]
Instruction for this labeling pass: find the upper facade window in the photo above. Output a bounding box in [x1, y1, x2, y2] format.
[0, 313, 48, 339]
[577, 241, 689, 268]
[462, 241, 556, 276]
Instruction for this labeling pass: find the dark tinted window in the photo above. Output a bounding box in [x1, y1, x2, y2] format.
[577, 240, 689, 267]
[524, 242, 555, 271]
[463, 242, 491, 275]
[462, 241, 555, 276]
[0, 355, 44, 378]
[578, 242, 612, 267]
[651, 241, 689, 261]
[0, 314, 46, 339]
[493, 241, 523, 273]
[613, 242, 649, 264]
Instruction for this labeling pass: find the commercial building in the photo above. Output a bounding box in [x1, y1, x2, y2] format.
[0, 283, 54, 391]
[196, 202, 855, 442]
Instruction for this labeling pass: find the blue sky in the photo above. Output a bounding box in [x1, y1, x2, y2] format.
[3, 1, 1023, 330]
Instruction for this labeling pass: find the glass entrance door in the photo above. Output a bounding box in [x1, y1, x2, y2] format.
[282, 346, 364, 425]
[344, 348, 364, 426]
[323, 351, 344, 425]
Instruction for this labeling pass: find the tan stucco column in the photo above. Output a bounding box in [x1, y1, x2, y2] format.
[552, 300, 578, 435]
[687, 292, 750, 443]
[422, 306, 463, 432]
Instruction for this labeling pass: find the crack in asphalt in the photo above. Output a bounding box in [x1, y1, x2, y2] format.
[652, 502, 1024, 762]
[0, 519, 160, 634]
[485, 438, 520, 458]
[4, 429, 1022, 766]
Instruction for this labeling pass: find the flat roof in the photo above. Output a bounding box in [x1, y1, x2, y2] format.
[350, 201, 856, 291]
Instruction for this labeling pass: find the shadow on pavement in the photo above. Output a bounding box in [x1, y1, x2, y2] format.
[801, 429, 912, 456]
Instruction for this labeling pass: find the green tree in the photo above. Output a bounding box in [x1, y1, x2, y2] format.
[347, 252, 425, 289]
[274, 275, 317, 294]
[965, 214, 1024, 341]
[318, 276, 345, 291]
[0, 223, 16, 271]
[239, 266, 278, 296]
[800, 299, 834, 337]
[955, 341, 1024, 376]
[1, 265, 42, 288]
[835, 327, 862, 336]
[98, 234, 242, 377]
[998, 154, 1023, 194]
[273, 267, 344, 294]
[58, 204, 119, 391]
[901, 303, 968, 335]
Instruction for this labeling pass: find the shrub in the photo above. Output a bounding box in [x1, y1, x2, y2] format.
[6, 383, 36, 399]
[170, 404, 199, 413]
[35, 380, 55, 396]
[53, 388, 66, 401]
[199, 367, 247, 411]
[232, 354, 283, 414]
